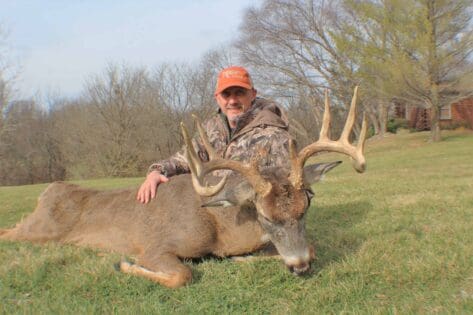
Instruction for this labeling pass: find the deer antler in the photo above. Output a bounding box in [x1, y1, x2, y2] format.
[289, 86, 367, 189]
[180, 122, 226, 196]
[181, 116, 272, 197]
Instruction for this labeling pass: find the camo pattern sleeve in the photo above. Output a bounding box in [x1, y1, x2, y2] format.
[216, 125, 291, 176]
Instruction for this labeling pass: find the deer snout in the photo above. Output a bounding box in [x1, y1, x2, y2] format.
[283, 254, 313, 275]
[284, 245, 315, 276]
[287, 261, 311, 275]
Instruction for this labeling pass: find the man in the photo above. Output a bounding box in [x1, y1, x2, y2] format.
[137, 66, 291, 204]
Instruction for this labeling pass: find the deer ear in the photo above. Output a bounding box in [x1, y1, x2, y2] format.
[201, 182, 256, 208]
[302, 161, 342, 185]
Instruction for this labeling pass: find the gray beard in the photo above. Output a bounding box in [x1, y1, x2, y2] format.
[228, 114, 243, 126]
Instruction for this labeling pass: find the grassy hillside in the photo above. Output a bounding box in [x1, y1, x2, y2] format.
[1, 130, 472, 314]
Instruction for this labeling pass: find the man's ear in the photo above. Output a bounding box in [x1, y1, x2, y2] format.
[302, 161, 342, 186]
[201, 181, 256, 208]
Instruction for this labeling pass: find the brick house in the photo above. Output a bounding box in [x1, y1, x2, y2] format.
[394, 97, 473, 130]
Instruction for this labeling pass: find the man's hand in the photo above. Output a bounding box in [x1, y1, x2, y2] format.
[136, 170, 169, 204]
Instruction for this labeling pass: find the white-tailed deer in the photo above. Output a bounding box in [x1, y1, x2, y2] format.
[0, 88, 367, 288]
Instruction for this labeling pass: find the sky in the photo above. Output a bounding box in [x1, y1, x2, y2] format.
[0, 0, 258, 99]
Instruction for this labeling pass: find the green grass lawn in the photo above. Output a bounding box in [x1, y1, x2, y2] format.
[1, 130, 472, 314]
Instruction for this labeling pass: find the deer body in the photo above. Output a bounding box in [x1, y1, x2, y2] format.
[1, 87, 367, 288]
[0, 177, 269, 287]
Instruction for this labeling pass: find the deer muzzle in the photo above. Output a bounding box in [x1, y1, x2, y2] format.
[282, 245, 315, 276]
[288, 261, 311, 275]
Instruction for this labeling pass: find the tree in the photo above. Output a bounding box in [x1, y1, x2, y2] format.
[0, 74, 9, 145]
[41, 50, 236, 181]
[0, 25, 18, 182]
[80, 63, 151, 177]
[236, 0, 367, 145]
[332, 0, 408, 137]
[237, 0, 473, 141]
[141, 50, 239, 169]
[386, 0, 472, 141]
[0, 100, 65, 185]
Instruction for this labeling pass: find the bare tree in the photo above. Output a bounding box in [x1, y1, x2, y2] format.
[79, 63, 151, 177]
[236, 0, 366, 144]
[43, 52, 236, 181]
[0, 26, 13, 166]
[0, 75, 10, 150]
[142, 51, 239, 169]
[0, 99, 64, 185]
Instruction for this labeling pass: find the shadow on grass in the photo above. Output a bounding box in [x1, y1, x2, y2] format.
[307, 200, 372, 270]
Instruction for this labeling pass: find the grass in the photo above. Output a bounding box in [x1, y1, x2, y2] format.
[1, 129, 473, 314]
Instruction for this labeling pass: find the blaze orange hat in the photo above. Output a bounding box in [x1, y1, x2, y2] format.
[215, 66, 253, 95]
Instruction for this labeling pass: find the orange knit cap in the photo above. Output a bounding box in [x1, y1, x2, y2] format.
[215, 66, 253, 95]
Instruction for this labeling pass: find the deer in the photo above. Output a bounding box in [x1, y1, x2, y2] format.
[0, 88, 367, 288]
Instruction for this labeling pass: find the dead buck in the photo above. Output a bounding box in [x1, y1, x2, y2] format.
[0, 88, 367, 288]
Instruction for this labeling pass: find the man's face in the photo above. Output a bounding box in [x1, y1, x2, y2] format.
[215, 86, 257, 128]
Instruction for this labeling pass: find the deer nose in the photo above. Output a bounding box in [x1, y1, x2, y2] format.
[287, 261, 311, 275]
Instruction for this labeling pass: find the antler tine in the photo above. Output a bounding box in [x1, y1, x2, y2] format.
[181, 122, 201, 175]
[338, 85, 366, 173]
[192, 114, 219, 160]
[288, 89, 332, 187]
[288, 138, 301, 189]
[180, 122, 227, 196]
[289, 86, 366, 189]
[319, 89, 331, 141]
[353, 112, 367, 173]
[340, 86, 358, 143]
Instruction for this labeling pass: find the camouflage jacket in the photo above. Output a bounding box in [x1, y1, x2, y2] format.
[148, 98, 291, 177]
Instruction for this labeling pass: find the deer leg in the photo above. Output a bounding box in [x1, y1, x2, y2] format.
[0, 228, 19, 240]
[0, 225, 59, 243]
[231, 243, 283, 262]
[0, 228, 9, 238]
[231, 244, 316, 263]
[120, 253, 192, 288]
[231, 254, 283, 263]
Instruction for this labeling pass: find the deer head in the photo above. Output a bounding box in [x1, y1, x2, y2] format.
[181, 87, 367, 275]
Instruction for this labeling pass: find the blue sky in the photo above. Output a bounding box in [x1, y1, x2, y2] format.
[0, 0, 257, 98]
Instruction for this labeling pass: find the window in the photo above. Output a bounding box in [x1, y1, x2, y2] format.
[440, 104, 451, 120]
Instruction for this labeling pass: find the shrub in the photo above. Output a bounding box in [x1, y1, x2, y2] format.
[387, 118, 408, 133]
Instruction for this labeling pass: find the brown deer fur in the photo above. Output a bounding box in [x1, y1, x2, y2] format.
[0, 176, 271, 288]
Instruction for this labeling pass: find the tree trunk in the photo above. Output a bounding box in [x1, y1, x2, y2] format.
[430, 105, 441, 142]
[368, 112, 379, 135]
[378, 101, 388, 137]
[426, 2, 441, 142]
